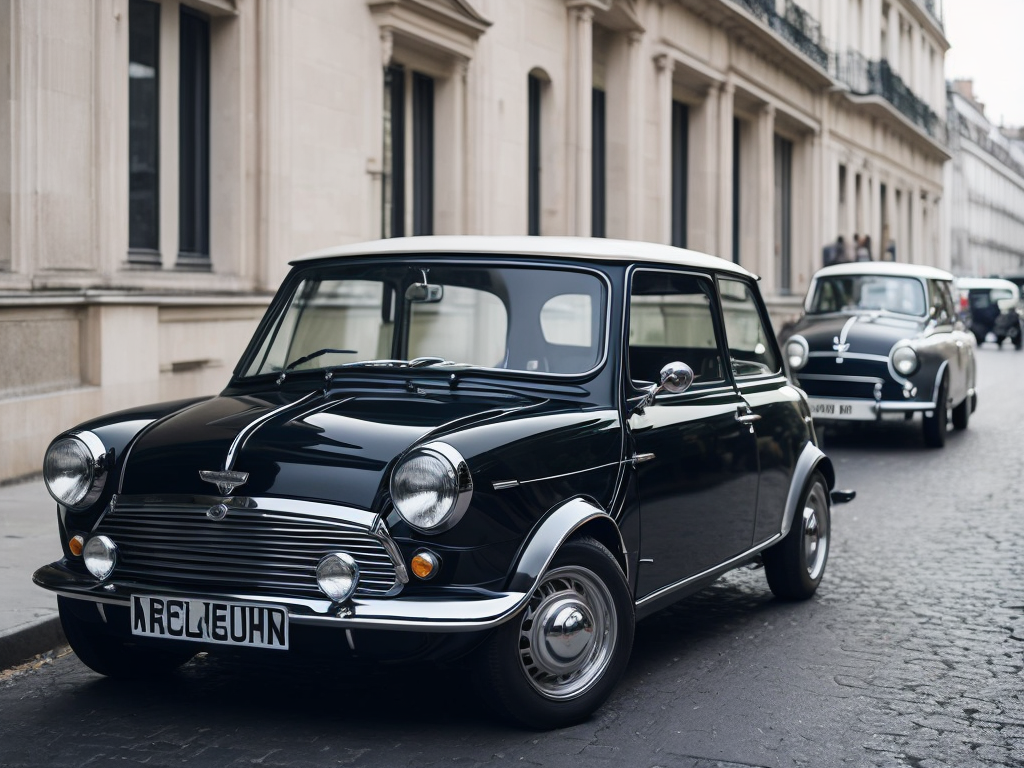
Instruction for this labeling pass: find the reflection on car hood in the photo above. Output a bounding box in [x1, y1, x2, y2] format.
[789, 312, 924, 356]
[119, 390, 533, 509]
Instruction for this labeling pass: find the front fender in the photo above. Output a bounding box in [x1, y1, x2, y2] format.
[506, 496, 626, 594]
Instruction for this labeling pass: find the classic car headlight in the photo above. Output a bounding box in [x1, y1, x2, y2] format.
[390, 442, 472, 533]
[43, 432, 108, 509]
[891, 345, 919, 376]
[316, 553, 360, 602]
[784, 336, 809, 371]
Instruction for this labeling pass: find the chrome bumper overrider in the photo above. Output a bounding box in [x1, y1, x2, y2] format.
[33, 561, 528, 633]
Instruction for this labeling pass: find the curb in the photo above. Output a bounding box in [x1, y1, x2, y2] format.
[0, 616, 67, 671]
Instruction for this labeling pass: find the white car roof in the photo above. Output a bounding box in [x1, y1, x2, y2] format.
[293, 236, 758, 279]
[956, 277, 1020, 295]
[812, 261, 953, 281]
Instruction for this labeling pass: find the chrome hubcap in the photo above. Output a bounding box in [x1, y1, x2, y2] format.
[517, 566, 616, 700]
[802, 484, 829, 581]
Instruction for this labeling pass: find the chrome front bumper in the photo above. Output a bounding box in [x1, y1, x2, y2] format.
[33, 561, 528, 633]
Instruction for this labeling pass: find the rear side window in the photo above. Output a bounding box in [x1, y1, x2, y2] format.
[628, 270, 726, 386]
[718, 278, 780, 378]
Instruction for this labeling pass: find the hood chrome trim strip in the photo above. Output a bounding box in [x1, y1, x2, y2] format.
[224, 390, 321, 471]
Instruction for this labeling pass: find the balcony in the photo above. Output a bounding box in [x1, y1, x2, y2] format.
[833, 50, 947, 145]
[729, 0, 829, 71]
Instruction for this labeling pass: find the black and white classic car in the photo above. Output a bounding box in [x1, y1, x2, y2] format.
[778, 261, 977, 448]
[35, 236, 850, 728]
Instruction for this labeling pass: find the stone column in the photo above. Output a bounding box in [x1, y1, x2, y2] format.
[887, 4, 899, 64]
[688, 85, 719, 253]
[654, 53, 674, 244]
[843, 152, 856, 245]
[757, 103, 776, 293]
[625, 30, 644, 241]
[717, 79, 735, 261]
[566, 6, 593, 237]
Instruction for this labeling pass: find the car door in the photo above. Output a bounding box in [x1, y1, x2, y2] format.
[717, 276, 805, 545]
[932, 278, 972, 404]
[627, 269, 760, 600]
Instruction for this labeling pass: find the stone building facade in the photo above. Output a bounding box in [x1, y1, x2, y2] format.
[945, 80, 1024, 278]
[0, 0, 949, 482]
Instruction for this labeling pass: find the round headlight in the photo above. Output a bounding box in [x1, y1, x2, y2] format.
[316, 552, 360, 603]
[44, 433, 106, 509]
[390, 443, 472, 533]
[785, 336, 809, 371]
[83, 535, 117, 580]
[892, 346, 919, 376]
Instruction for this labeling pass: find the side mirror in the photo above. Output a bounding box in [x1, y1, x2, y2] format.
[635, 361, 694, 414]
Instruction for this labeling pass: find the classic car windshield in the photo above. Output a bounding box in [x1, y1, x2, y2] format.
[808, 275, 927, 317]
[242, 261, 607, 377]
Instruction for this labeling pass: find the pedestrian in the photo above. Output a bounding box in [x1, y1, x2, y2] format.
[856, 234, 872, 261]
[823, 235, 845, 266]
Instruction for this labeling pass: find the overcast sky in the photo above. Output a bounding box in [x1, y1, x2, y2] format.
[943, 0, 1024, 127]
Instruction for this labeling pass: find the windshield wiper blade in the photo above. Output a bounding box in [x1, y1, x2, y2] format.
[285, 348, 357, 370]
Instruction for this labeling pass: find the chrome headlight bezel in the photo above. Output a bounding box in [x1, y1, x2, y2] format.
[390, 442, 473, 534]
[43, 431, 109, 510]
[891, 344, 919, 377]
[784, 335, 809, 371]
[83, 535, 118, 581]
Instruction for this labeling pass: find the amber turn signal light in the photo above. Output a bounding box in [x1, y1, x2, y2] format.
[410, 550, 440, 580]
[68, 535, 84, 556]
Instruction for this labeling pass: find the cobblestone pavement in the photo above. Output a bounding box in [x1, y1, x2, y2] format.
[1, 347, 1021, 768]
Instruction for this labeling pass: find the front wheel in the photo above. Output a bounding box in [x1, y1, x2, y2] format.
[922, 376, 948, 448]
[59, 596, 195, 678]
[476, 537, 634, 729]
[763, 472, 830, 601]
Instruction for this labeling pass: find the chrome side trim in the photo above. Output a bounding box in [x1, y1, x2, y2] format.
[635, 535, 781, 610]
[490, 461, 621, 491]
[492, 480, 519, 490]
[225, 390, 321, 471]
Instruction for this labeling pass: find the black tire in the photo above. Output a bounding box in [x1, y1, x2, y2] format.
[763, 472, 830, 601]
[59, 596, 195, 678]
[1014, 322, 1023, 350]
[922, 376, 948, 448]
[952, 392, 970, 431]
[476, 537, 634, 729]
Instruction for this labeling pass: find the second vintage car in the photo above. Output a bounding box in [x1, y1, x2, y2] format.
[35, 236, 848, 728]
[779, 261, 977, 448]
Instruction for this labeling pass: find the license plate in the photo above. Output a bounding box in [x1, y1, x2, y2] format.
[131, 595, 289, 650]
[807, 398, 876, 421]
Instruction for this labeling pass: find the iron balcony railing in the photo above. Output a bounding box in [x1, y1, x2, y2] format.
[833, 50, 947, 144]
[952, 111, 1024, 181]
[730, 0, 829, 71]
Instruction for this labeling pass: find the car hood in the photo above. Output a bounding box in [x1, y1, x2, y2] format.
[119, 389, 537, 509]
[789, 312, 924, 357]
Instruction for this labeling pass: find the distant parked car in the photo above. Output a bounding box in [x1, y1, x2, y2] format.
[778, 262, 977, 448]
[957, 277, 1023, 350]
[34, 235, 850, 729]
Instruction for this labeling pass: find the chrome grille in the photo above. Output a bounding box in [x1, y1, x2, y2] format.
[95, 500, 400, 599]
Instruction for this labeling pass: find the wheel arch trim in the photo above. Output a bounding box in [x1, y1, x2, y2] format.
[779, 442, 835, 539]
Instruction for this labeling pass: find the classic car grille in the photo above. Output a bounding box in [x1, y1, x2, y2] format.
[95, 500, 400, 599]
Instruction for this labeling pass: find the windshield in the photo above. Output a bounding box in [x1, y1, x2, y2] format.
[241, 261, 607, 378]
[808, 275, 926, 317]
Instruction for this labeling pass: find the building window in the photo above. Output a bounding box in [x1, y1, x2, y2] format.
[128, 0, 160, 262]
[382, 66, 434, 238]
[671, 101, 688, 248]
[774, 135, 793, 294]
[177, 6, 210, 268]
[412, 72, 434, 236]
[528, 74, 542, 236]
[591, 88, 606, 238]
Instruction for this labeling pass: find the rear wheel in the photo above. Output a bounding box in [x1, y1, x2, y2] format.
[59, 596, 194, 678]
[763, 473, 830, 601]
[476, 537, 634, 729]
[922, 376, 948, 448]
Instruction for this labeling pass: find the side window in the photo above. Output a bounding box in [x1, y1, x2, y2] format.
[628, 270, 725, 386]
[928, 280, 951, 324]
[719, 278, 780, 377]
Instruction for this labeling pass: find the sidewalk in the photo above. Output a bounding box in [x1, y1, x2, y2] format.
[0, 477, 66, 669]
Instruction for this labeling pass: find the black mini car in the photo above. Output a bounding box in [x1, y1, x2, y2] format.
[956, 277, 1024, 350]
[779, 262, 977, 448]
[35, 236, 847, 728]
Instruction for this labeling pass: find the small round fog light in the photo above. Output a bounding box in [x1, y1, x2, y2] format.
[316, 553, 360, 603]
[411, 550, 440, 580]
[83, 535, 117, 580]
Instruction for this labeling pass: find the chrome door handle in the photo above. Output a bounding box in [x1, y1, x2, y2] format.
[735, 408, 761, 424]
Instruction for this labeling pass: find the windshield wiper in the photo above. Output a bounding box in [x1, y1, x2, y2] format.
[285, 348, 357, 370]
